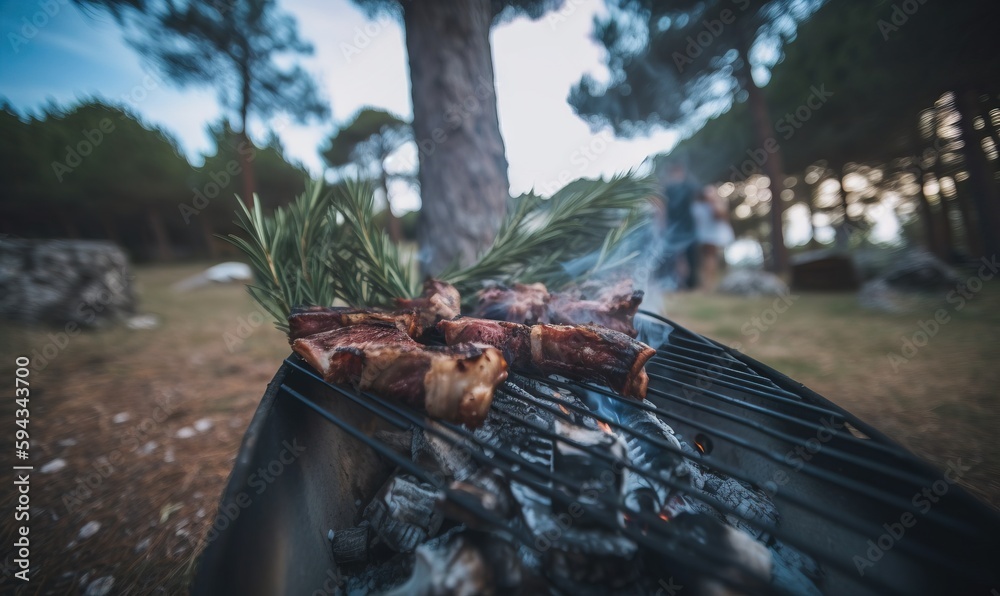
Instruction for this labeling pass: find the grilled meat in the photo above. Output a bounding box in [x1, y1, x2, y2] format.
[287, 306, 422, 340]
[548, 279, 644, 338]
[472, 279, 644, 338]
[472, 283, 550, 325]
[438, 318, 654, 399]
[291, 323, 508, 427]
[396, 279, 462, 328]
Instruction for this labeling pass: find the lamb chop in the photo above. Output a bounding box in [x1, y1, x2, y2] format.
[438, 318, 654, 399]
[396, 279, 462, 328]
[548, 279, 644, 338]
[291, 323, 508, 427]
[288, 279, 462, 340]
[472, 279, 644, 338]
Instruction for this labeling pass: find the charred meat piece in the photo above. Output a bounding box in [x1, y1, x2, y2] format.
[291, 323, 508, 426]
[472, 282, 550, 325]
[396, 279, 462, 328]
[287, 306, 422, 340]
[438, 319, 534, 369]
[438, 318, 654, 399]
[548, 279, 644, 338]
[472, 279, 644, 337]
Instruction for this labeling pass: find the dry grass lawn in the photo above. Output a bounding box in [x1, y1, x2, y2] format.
[0, 262, 996, 593]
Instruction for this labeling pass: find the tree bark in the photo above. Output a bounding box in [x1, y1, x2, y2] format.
[238, 61, 257, 207]
[956, 89, 1000, 256]
[380, 165, 403, 243]
[403, 0, 510, 274]
[146, 207, 173, 261]
[932, 101, 979, 255]
[739, 46, 787, 275]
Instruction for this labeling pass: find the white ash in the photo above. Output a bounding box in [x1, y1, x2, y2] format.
[41, 458, 67, 474]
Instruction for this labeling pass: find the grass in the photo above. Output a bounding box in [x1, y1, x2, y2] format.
[0, 262, 997, 592]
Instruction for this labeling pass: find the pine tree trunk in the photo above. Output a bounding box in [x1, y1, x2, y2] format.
[238, 68, 256, 207]
[200, 217, 219, 259]
[932, 102, 979, 255]
[956, 89, 1000, 256]
[403, 0, 510, 274]
[147, 208, 172, 261]
[381, 168, 403, 243]
[740, 47, 787, 274]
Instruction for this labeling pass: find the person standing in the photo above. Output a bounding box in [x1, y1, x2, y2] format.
[693, 184, 735, 291]
[659, 161, 701, 290]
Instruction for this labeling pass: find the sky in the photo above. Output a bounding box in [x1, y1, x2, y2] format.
[0, 0, 679, 209]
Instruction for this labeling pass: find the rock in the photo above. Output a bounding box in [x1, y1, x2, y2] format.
[57, 438, 78, 447]
[40, 458, 67, 474]
[165, 448, 176, 463]
[112, 412, 131, 424]
[172, 261, 253, 291]
[0, 239, 135, 326]
[718, 269, 790, 297]
[126, 314, 159, 330]
[138, 440, 158, 455]
[858, 250, 959, 313]
[193, 418, 213, 433]
[135, 537, 152, 553]
[175, 427, 196, 439]
[78, 521, 101, 540]
[880, 250, 959, 291]
[84, 576, 115, 596]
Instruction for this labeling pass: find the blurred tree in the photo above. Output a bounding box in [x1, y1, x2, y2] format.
[191, 119, 310, 255]
[570, 0, 826, 274]
[352, 0, 562, 273]
[85, 0, 328, 205]
[322, 108, 414, 242]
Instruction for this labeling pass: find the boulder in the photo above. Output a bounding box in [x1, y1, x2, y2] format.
[717, 269, 790, 297]
[857, 250, 959, 313]
[0, 239, 135, 326]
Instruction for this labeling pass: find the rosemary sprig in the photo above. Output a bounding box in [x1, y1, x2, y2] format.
[225, 173, 655, 327]
[441, 172, 656, 294]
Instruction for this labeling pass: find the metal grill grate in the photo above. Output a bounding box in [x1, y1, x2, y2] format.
[274, 311, 1000, 596]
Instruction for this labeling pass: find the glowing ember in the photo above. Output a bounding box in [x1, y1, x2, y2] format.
[597, 421, 613, 434]
[558, 404, 570, 415]
[659, 513, 671, 522]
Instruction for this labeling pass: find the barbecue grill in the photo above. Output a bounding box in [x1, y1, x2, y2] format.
[192, 311, 1000, 596]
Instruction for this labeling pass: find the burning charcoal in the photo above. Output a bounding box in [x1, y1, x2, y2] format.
[329, 525, 370, 565]
[412, 424, 478, 483]
[552, 418, 627, 525]
[653, 512, 772, 596]
[440, 468, 515, 528]
[374, 429, 413, 455]
[382, 528, 494, 596]
[364, 473, 444, 553]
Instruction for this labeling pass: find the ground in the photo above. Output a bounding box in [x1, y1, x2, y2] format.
[0, 262, 997, 593]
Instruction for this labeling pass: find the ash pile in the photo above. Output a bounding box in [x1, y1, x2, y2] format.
[324, 381, 824, 596]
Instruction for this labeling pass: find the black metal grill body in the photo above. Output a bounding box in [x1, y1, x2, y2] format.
[192, 313, 1000, 596]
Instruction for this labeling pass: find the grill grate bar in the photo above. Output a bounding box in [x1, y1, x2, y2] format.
[514, 372, 983, 578]
[644, 372, 939, 487]
[282, 358, 930, 596]
[283, 361, 791, 596]
[572, 374, 980, 538]
[650, 352, 807, 399]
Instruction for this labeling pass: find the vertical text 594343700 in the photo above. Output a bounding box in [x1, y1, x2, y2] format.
[13, 356, 33, 582]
